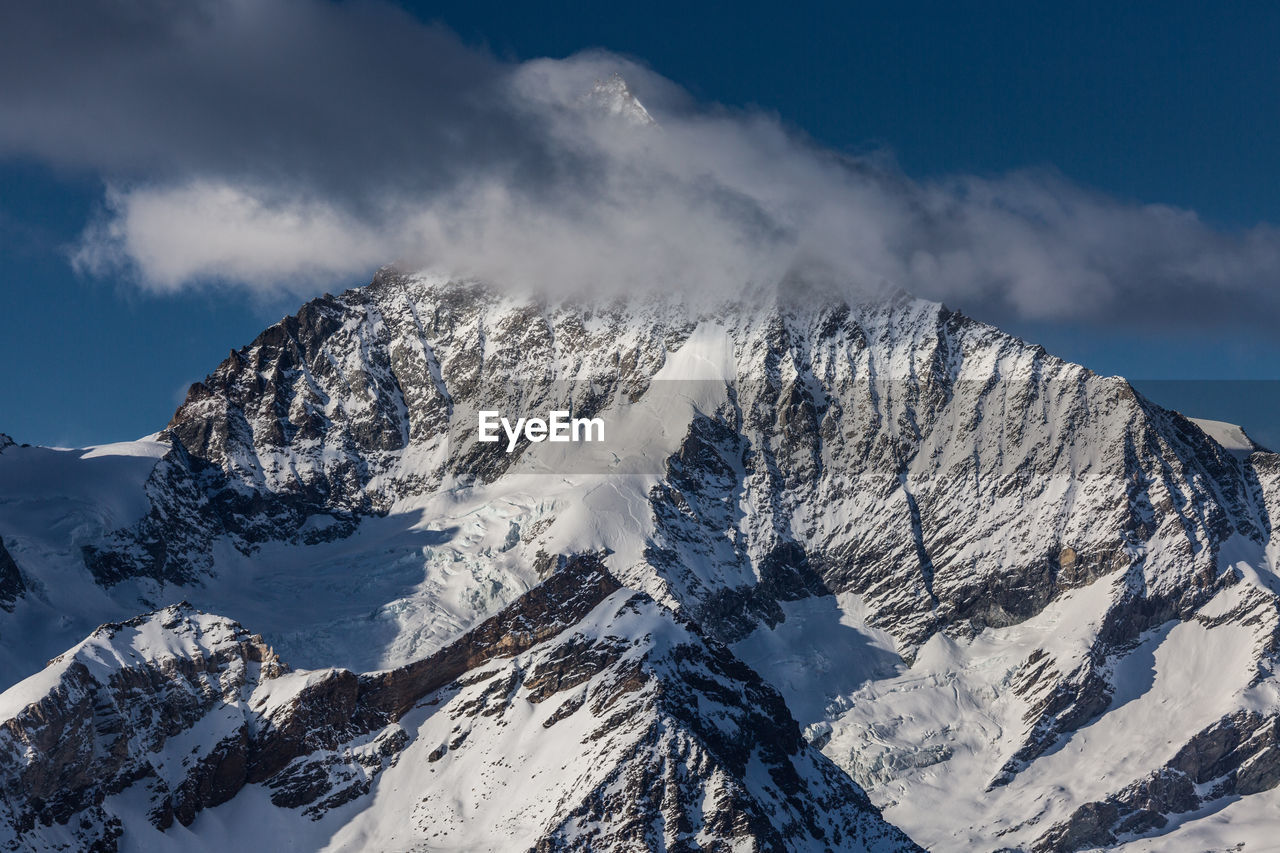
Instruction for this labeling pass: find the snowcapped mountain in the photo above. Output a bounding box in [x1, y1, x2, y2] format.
[0, 268, 1277, 851]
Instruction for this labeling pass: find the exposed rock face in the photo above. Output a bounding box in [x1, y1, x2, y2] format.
[0, 557, 919, 852]
[0, 539, 23, 612]
[0, 605, 285, 850]
[525, 597, 915, 853]
[1035, 709, 1280, 852]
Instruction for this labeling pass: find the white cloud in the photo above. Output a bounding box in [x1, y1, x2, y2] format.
[7, 0, 1276, 331]
[74, 182, 388, 292]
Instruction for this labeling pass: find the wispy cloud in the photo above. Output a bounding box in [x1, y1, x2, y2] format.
[4, 0, 1279, 333]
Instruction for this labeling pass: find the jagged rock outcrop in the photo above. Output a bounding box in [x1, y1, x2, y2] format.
[0, 539, 23, 612]
[1035, 709, 1280, 852]
[0, 605, 285, 850]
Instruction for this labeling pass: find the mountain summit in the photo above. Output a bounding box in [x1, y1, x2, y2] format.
[583, 72, 656, 126]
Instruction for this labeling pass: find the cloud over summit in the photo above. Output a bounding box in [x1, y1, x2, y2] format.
[4, 0, 1279, 333]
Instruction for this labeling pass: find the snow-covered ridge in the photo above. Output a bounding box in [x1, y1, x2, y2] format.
[1190, 416, 1267, 457]
[0, 558, 919, 851]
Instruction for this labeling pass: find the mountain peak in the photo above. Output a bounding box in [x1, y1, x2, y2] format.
[584, 72, 656, 126]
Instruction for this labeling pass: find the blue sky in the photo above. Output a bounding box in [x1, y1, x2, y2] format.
[1, 1, 1278, 448]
